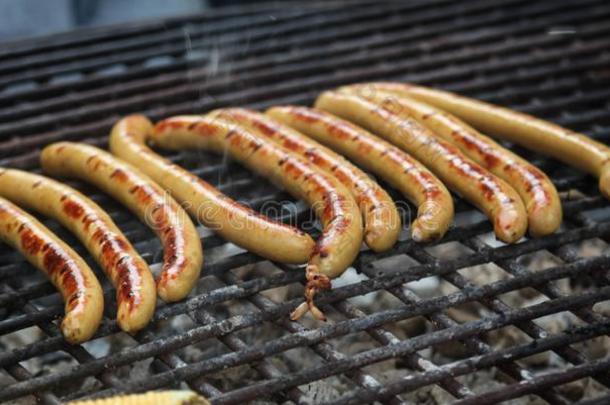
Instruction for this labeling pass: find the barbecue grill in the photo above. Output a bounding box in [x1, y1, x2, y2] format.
[1, 0, 610, 403]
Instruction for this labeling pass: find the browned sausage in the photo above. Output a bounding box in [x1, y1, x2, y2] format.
[266, 105, 454, 241]
[0, 168, 156, 333]
[315, 91, 528, 244]
[0, 194, 103, 343]
[209, 108, 401, 251]
[109, 115, 314, 264]
[40, 143, 203, 303]
[151, 116, 363, 320]
[360, 82, 610, 199]
[341, 84, 562, 238]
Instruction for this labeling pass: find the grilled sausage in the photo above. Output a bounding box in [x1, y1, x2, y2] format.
[41, 142, 203, 303]
[67, 391, 209, 405]
[109, 115, 314, 264]
[266, 106, 454, 241]
[209, 108, 400, 251]
[315, 91, 528, 244]
[341, 84, 562, 238]
[359, 82, 610, 199]
[0, 169, 156, 332]
[151, 116, 363, 320]
[0, 194, 103, 343]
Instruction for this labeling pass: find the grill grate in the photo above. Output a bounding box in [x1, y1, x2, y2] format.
[1, 0, 610, 403]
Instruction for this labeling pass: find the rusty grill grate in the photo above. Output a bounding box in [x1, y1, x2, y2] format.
[1, 0, 610, 403]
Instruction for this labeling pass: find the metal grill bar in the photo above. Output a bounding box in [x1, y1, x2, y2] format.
[579, 394, 610, 405]
[0, 1, 362, 58]
[217, 271, 405, 405]
[0, 284, 121, 400]
[408, 249, 610, 395]
[90, 259, 610, 402]
[0, 0, 446, 89]
[0, 0, 603, 139]
[457, 356, 610, 405]
[0, 6, 341, 75]
[2, 221, 609, 402]
[333, 321, 610, 405]
[0, 0, 528, 101]
[255, 196, 610, 402]
[1, 18, 608, 163]
[0, 0, 550, 114]
[1, 192, 604, 368]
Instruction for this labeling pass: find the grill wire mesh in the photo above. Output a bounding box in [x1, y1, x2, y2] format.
[1, 0, 610, 403]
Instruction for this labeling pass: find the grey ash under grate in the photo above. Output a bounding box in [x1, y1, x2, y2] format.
[1, 0, 610, 403]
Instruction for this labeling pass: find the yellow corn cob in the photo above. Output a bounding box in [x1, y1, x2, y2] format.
[67, 390, 209, 405]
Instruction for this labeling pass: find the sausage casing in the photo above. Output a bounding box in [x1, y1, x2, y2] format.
[362, 82, 610, 199]
[109, 115, 314, 264]
[41, 142, 203, 303]
[151, 116, 363, 320]
[0, 168, 156, 333]
[342, 84, 562, 238]
[266, 105, 454, 242]
[0, 194, 103, 343]
[209, 108, 400, 251]
[315, 91, 528, 244]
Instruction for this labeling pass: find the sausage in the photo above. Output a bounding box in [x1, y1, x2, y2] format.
[109, 115, 314, 264]
[0, 169, 156, 333]
[266, 106, 454, 242]
[151, 116, 364, 320]
[40, 142, 203, 303]
[209, 108, 400, 251]
[67, 391, 209, 405]
[358, 82, 610, 199]
[315, 91, 528, 244]
[0, 194, 103, 343]
[341, 84, 562, 238]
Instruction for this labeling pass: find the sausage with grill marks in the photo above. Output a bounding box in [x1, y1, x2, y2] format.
[0, 169, 156, 332]
[0, 194, 103, 343]
[360, 82, 610, 200]
[315, 91, 528, 244]
[341, 84, 562, 238]
[41, 142, 203, 303]
[209, 108, 400, 251]
[151, 116, 363, 321]
[266, 105, 454, 241]
[109, 115, 314, 264]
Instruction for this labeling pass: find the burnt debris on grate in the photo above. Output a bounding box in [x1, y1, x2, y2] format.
[1, 0, 610, 404]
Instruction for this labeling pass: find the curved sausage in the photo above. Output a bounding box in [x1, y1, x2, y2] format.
[359, 82, 610, 200]
[0, 169, 156, 333]
[40, 142, 203, 303]
[209, 108, 400, 251]
[315, 91, 528, 244]
[0, 194, 103, 343]
[266, 106, 454, 242]
[109, 115, 314, 264]
[151, 116, 363, 320]
[67, 390, 209, 405]
[342, 84, 562, 238]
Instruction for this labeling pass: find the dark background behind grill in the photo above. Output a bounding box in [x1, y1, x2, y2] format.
[0, 0, 216, 40]
[1, 0, 610, 404]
